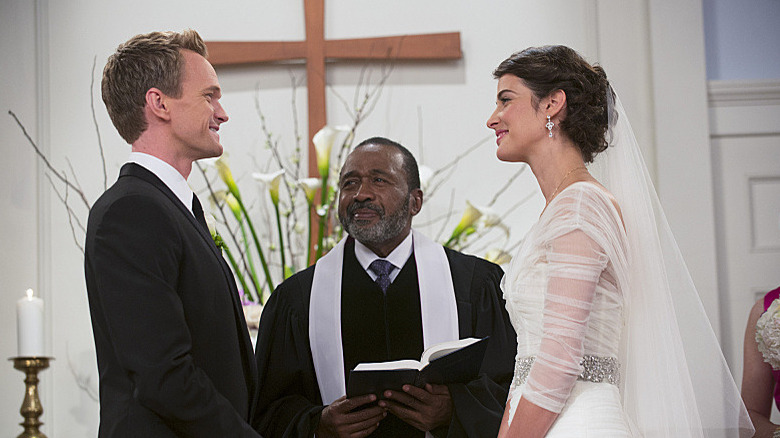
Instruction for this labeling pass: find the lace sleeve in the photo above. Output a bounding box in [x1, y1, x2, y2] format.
[521, 190, 611, 413]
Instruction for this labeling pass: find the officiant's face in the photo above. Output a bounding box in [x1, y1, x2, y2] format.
[166, 50, 229, 161]
[338, 145, 421, 255]
[487, 74, 548, 163]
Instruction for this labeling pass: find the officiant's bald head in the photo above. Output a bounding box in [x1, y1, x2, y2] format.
[102, 29, 208, 144]
[338, 137, 423, 257]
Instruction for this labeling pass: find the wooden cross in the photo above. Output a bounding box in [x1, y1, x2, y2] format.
[205, 0, 462, 178]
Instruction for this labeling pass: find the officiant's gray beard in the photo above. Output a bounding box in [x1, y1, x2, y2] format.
[339, 196, 410, 245]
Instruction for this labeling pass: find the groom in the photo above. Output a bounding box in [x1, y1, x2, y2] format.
[253, 137, 517, 437]
[84, 30, 260, 437]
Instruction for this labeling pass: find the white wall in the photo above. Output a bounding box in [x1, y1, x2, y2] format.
[703, 0, 780, 80]
[1, 0, 717, 435]
[0, 0, 49, 431]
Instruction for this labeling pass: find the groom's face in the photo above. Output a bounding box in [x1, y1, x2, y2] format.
[337, 144, 421, 256]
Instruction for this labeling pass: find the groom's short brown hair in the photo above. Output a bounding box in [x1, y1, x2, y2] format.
[101, 29, 207, 144]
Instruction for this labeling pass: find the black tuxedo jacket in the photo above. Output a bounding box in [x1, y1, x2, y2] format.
[85, 163, 261, 437]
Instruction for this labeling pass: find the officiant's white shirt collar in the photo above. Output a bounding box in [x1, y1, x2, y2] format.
[354, 232, 413, 282]
[128, 152, 194, 215]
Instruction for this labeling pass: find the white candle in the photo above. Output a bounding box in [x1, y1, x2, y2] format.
[17, 288, 44, 357]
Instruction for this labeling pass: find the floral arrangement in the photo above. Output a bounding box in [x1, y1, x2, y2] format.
[198, 124, 355, 305]
[199, 123, 519, 307]
[756, 298, 780, 370]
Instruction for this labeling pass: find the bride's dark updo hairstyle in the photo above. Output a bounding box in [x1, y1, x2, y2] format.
[493, 45, 610, 163]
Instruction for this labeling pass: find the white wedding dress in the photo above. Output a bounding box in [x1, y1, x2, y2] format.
[498, 91, 753, 437]
[503, 181, 636, 436]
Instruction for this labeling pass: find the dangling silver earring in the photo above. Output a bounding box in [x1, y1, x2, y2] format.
[546, 115, 554, 138]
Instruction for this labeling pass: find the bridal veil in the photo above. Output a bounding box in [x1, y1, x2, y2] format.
[590, 90, 754, 437]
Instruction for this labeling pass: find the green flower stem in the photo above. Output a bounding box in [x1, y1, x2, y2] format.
[306, 203, 313, 265]
[238, 220, 262, 299]
[236, 196, 274, 297]
[444, 229, 465, 249]
[316, 214, 326, 260]
[444, 235, 458, 248]
[273, 203, 287, 279]
[221, 243, 256, 303]
[315, 174, 329, 260]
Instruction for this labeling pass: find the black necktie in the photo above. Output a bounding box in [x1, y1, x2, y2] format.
[192, 194, 208, 232]
[369, 259, 394, 293]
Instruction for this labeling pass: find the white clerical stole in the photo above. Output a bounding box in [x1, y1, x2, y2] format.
[309, 229, 459, 405]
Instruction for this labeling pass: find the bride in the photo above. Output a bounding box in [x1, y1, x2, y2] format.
[487, 45, 753, 437]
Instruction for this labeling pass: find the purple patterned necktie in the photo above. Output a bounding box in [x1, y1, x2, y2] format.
[369, 259, 394, 293]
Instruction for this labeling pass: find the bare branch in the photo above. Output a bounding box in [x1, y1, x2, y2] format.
[487, 166, 527, 207]
[434, 189, 457, 242]
[417, 105, 424, 164]
[45, 173, 86, 255]
[9, 110, 91, 209]
[432, 135, 492, 178]
[65, 158, 86, 194]
[66, 343, 99, 403]
[288, 70, 304, 178]
[502, 190, 536, 218]
[90, 55, 107, 190]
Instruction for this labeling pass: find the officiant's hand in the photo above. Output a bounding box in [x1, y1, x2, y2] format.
[317, 395, 386, 438]
[380, 383, 452, 432]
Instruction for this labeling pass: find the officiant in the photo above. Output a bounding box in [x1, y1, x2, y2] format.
[252, 137, 516, 438]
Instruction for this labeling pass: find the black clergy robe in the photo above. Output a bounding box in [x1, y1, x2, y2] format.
[253, 238, 516, 438]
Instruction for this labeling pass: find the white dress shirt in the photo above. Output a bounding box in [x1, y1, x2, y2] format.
[353, 232, 413, 283]
[128, 152, 194, 216]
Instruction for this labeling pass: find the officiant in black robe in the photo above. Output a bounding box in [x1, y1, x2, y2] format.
[252, 137, 516, 438]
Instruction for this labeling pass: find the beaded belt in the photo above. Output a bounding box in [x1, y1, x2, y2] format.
[513, 355, 620, 387]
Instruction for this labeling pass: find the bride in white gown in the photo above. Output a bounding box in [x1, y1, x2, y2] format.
[487, 45, 753, 437]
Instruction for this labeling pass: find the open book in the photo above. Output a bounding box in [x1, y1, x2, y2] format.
[346, 337, 489, 398]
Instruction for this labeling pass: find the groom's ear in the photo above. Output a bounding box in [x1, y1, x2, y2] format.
[543, 89, 567, 119]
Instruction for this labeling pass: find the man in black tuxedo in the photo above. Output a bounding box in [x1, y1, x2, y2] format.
[85, 30, 261, 437]
[253, 137, 517, 438]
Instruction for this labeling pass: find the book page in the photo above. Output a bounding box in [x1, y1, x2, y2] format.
[421, 337, 481, 364]
[353, 359, 424, 372]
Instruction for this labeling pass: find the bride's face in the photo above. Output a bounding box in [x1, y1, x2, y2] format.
[486, 74, 548, 163]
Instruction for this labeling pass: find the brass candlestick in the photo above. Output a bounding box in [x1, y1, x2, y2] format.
[10, 357, 52, 438]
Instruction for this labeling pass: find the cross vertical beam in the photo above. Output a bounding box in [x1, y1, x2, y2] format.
[205, 0, 461, 178]
[304, 0, 327, 178]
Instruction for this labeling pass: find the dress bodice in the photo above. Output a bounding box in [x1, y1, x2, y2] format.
[502, 182, 628, 413]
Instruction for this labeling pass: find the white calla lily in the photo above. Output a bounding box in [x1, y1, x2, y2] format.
[313, 125, 350, 177]
[252, 169, 286, 205]
[313, 126, 337, 177]
[225, 193, 241, 218]
[454, 201, 483, 233]
[474, 205, 501, 228]
[297, 178, 322, 205]
[484, 249, 512, 265]
[205, 213, 217, 239]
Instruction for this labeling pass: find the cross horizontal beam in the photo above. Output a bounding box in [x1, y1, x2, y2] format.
[207, 32, 461, 66]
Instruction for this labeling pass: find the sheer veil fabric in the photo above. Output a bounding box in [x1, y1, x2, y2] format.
[590, 91, 753, 437]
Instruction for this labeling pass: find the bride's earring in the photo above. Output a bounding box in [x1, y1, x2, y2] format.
[546, 115, 554, 138]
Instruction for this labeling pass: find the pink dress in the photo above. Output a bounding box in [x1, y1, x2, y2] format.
[764, 286, 780, 408]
